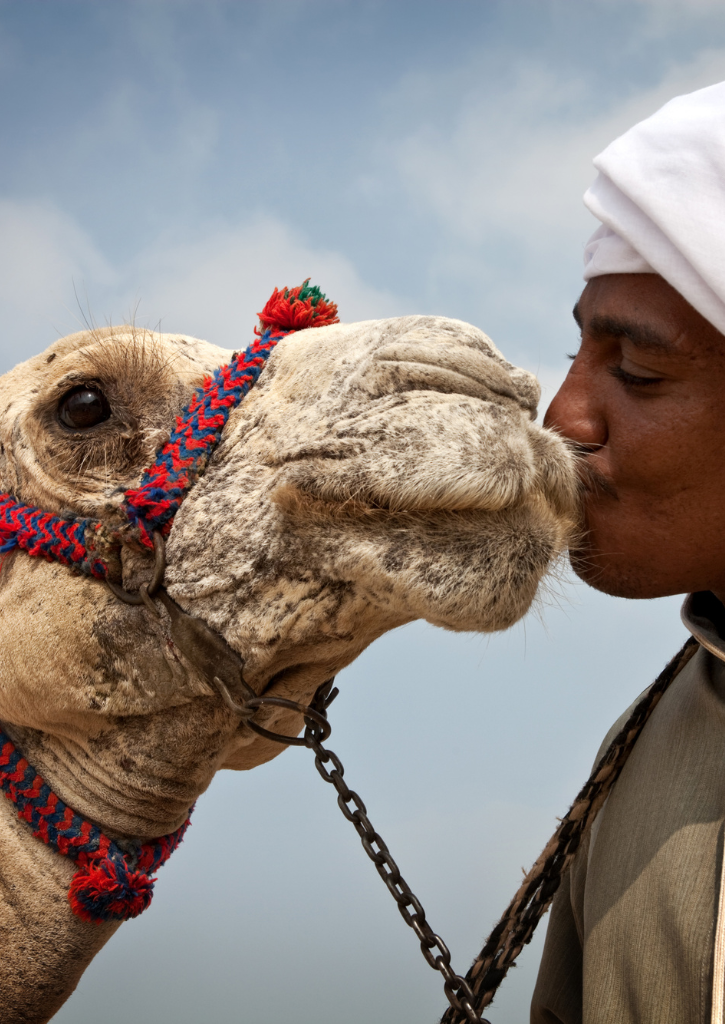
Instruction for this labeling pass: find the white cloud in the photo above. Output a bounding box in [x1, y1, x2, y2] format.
[348, 42, 725, 376]
[129, 217, 408, 348]
[0, 202, 407, 369]
[634, 0, 725, 9]
[0, 200, 118, 366]
[386, 47, 725, 258]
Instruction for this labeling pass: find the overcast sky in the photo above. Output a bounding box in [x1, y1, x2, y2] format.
[0, 2, 722, 1022]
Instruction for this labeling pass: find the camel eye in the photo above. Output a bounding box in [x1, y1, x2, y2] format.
[58, 386, 111, 430]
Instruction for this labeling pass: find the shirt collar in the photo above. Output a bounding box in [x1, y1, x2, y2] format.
[682, 591, 725, 663]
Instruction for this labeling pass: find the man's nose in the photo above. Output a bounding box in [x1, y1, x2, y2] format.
[543, 361, 608, 450]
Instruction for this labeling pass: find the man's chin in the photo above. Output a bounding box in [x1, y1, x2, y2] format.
[568, 547, 670, 600]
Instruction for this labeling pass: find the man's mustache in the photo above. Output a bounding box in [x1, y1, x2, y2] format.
[576, 456, 619, 500]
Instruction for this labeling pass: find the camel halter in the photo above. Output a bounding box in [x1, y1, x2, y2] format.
[0, 281, 493, 1023]
[0, 282, 697, 1024]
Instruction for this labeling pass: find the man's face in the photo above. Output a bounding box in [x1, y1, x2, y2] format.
[544, 273, 725, 599]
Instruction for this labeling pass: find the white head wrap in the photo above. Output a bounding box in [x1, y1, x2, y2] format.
[583, 80, 725, 336]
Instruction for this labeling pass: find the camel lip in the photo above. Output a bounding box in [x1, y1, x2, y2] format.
[257, 659, 338, 700]
[261, 663, 304, 694]
[374, 357, 528, 407]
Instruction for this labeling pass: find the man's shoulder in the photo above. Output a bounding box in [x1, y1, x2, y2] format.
[592, 639, 704, 770]
[592, 686, 653, 769]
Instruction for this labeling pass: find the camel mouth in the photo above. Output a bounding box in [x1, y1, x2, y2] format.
[261, 662, 304, 694]
[234, 661, 337, 742]
[370, 357, 538, 417]
[369, 333, 540, 415]
[270, 479, 499, 519]
[375, 357, 522, 401]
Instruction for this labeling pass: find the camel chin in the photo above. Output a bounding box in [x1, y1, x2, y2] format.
[0, 314, 578, 1024]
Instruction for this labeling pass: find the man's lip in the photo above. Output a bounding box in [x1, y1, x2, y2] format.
[578, 461, 619, 500]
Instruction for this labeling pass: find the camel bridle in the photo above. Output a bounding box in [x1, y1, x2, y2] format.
[0, 282, 698, 1024]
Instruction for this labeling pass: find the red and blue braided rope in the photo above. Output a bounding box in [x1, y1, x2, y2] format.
[0, 495, 105, 577]
[0, 281, 338, 920]
[0, 328, 284, 575]
[0, 728, 191, 922]
[123, 325, 286, 548]
[0, 281, 338, 575]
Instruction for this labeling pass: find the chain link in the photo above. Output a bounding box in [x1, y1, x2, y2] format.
[110, 531, 491, 1021]
[297, 680, 490, 1024]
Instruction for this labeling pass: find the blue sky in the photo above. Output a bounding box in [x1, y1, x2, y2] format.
[0, 1, 722, 1022]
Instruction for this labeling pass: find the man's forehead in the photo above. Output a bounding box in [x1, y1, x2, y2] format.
[574, 274, 725, 357]
[574, 304, 677, 356]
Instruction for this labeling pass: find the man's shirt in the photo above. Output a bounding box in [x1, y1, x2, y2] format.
[531, 591, 725, 1024]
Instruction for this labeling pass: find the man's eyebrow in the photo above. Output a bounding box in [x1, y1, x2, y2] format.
[584, 313, 677, 353]
[572, 302, 582, 328]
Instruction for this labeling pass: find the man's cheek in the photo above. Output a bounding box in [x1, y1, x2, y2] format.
[610, 444, 682, 496]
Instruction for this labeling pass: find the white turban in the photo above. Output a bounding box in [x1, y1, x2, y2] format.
[583, 80, 725, 336]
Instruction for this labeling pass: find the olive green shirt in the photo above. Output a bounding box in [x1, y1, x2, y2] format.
[531, 592, 725, 1024]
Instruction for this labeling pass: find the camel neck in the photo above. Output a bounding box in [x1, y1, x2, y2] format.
[0, 726, 192, 924]
[0, 792, 121, 1021]
[0, 705, 232, 842]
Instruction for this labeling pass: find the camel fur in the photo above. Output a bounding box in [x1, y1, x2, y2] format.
[0, 314, 578, 1021]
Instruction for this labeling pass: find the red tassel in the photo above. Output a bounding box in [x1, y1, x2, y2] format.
[256, 279, 339, 335]
[68, 857, 156, 924]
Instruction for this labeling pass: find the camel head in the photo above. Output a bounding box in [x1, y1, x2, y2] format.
[0, 312, 578, 846]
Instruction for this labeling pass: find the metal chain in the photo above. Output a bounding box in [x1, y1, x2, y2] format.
[108, 542, 490, 1024]
[297, 681, 491, 1024]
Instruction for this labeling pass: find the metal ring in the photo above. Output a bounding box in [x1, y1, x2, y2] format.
[242, 695, 332, 746]
[246, 719, 310, 746]
[211, 676, 255, 720]
[247, 695, 332, 737]
[139, 583, 161, 618]
[104, 531, 167, 607]
[105, 578, 144, 605]
[147, 532, 167, 595]
[210, 680, 331, 747]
